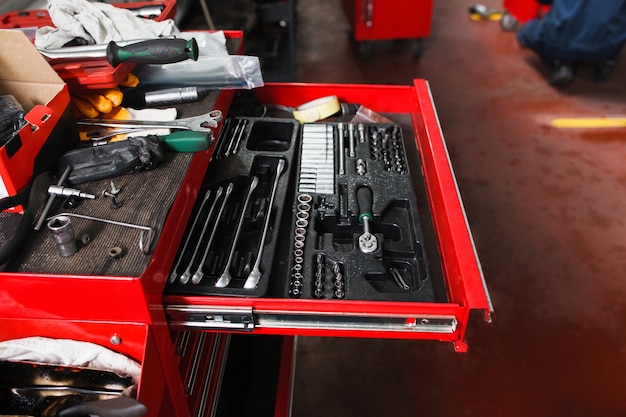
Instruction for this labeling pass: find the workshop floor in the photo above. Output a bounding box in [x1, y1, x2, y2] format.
[289, 1, 626, 416]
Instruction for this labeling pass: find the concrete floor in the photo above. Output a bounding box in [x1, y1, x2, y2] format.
[290, 0, 626, 416]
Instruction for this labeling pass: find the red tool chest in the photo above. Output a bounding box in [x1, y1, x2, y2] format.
[341, 0, 433, 57]
[0, 79, 491, 417]
[501, 0, 550, 31]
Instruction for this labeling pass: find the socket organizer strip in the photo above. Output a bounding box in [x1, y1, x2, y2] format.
[287, 122, 440, 302]
[165, 117, 297, 297]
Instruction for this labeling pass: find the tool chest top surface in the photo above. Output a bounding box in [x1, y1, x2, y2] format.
[0, 80, 491, 351]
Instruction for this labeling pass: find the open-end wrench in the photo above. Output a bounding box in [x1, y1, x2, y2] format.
[215, 176, 259, 288]
[77, 109, 223, 133]
[168, 188, 212, 283]
[244, 159, 285, 289]
[191, 182, 234, 284]
[179, 186, 223, 284]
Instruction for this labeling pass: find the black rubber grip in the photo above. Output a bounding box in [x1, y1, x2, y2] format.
[106, 38, 199, 67]
[357, 186, 373, 223]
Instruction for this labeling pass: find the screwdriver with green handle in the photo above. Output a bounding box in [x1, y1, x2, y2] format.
[106, 38, 199, 66]
[92, 130, 212, 152]
[151, 130, 211, 152]
[38, 38, 199, 67]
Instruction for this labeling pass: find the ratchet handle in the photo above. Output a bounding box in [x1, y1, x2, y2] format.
[357, 186, 373, 224]
[106, 38, 199, 67]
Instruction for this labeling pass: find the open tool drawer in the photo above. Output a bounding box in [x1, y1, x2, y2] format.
[162, 80, 492, 352]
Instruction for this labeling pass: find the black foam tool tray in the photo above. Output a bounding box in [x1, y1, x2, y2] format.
[282, 122, 441, 302]
[165, 117, 298, 297]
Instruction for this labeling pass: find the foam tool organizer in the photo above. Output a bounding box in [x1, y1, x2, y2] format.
[165, 118, 443, 302]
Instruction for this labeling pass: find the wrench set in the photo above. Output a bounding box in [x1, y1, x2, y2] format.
[166, 117, 297, 296]
[166, 117, 443, 302]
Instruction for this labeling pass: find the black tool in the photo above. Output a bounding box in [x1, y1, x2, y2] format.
[58, 136, 165, 185]
[0, 172, 52, 266]
[106, 38, 199, 67]
[356, 185, 378, 253]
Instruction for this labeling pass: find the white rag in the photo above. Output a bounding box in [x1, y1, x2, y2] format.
[35, 0, 179, 49]
[0, 336, 142, 384]
[126, 107, 178, 138]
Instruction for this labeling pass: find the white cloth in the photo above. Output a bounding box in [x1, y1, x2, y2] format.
[0, 336, 142, 384]
[35, 0, 178, 49]
[125, 107, 178, 138]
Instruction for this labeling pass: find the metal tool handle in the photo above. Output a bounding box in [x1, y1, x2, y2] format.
[215, 176, 259, 288]
[244, 159, 285, 289]
[106, 38, 199, 67]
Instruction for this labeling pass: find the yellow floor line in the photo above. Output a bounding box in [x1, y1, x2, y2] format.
[469, 13, 503, 21]
[551, 118, 626, 128]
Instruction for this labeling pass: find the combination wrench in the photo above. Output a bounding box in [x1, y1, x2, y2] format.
[179, 186, 223, 284]
[215, 176, 259, 288]
[77, 110, 223, 133]
[168, 188, 212, 283]
[244, 159, 285, 289]
[190, 182, 234, 284]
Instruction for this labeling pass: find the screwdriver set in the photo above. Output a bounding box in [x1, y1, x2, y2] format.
[165, 117, 445, 303]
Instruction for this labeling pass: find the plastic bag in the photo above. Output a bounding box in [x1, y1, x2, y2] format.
[133, 31, 264, 90]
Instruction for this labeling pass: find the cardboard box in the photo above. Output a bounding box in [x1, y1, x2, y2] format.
[0, 29, 78, 211]
[0, 1, 177, 89]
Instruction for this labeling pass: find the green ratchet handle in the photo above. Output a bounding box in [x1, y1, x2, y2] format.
[157, 130, 211, 152]
[106, 38, 199, 67]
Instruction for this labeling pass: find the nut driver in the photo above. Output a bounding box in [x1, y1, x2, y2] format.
[244, 159, 285, 289]
[215, 176, 259, 288]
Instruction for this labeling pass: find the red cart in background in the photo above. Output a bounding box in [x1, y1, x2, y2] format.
[501, 0, 550, 31]
[341, 0, 434, 58]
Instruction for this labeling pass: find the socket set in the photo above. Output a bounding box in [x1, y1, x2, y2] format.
[286, 122, 439, 302]
[165, 118, 443, 302]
